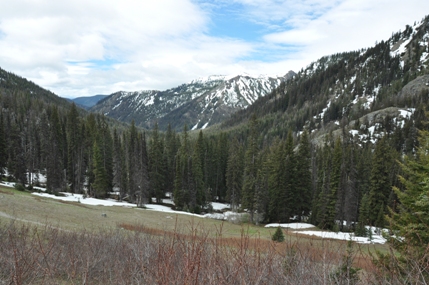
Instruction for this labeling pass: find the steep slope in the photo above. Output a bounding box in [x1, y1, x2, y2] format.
[90, 72, 295, 131]
[0, 67, 129, 133]
[0, 67, 72, 109]
[221, 15, 429, 145]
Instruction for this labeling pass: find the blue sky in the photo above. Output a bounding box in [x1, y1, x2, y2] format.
[0, 0, 428, 98]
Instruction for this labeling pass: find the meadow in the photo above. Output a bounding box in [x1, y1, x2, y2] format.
[0, 185, 407, 284]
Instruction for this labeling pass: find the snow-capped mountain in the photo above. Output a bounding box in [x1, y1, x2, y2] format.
[90, 72, 296, 130]
[222, 15, 429, 146]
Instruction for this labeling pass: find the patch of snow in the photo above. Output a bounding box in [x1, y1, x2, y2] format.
[33, 192, 136, 207]
[390, 37, 412, 58]
[201, 122, 209, 129]
[368, 125, 376, 136]
[265, 223, 315, 230]
[203, 211, 245, 222]
[144, 95, 155, 106]
[191, 120, 200, 130]
[112, 100, 122, 110]
[211, 202, 229, 210]
[363, 95, 375, 109]
[399, 108, 414, 119]
[293, 230, 386, 244]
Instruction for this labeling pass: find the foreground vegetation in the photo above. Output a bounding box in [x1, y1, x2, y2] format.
[1, 185, 429, 284]
[0, 219, 427, 284]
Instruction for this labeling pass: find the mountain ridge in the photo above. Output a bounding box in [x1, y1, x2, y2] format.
[90, 71, 296, 131]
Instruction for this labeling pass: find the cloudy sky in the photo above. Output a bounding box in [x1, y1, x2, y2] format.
[0, 0, 428, 98]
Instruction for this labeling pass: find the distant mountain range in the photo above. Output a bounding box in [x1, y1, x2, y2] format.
[90, 72, 296, 131]
[69, 95, 108, 109]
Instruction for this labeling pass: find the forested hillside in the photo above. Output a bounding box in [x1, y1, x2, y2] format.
[1, 15, 429, 237]
[222, 16, 429, 143]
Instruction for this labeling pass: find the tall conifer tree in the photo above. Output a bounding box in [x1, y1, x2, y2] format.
[369, 136, 394, 226]
[0, 113, 6, 178]
[149, 123, 166, 203]
[242, 115, 259, 223]
[66, 103, 84, 193]
[295, 129, 312, 220]
[226, 137, 243, 212]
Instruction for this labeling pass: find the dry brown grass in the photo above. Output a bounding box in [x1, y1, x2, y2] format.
[1, 220, 383, 285]
[3, 185, 420, 284]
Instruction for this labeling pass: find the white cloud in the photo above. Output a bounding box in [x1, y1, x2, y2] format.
[0, 0, 428, 98]
[256, 0, 429, 72]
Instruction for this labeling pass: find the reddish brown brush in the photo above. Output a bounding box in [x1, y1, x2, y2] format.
[0, 220, 422, 284]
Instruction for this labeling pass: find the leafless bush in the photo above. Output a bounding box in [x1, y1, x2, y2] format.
[0, 220, 424, 284]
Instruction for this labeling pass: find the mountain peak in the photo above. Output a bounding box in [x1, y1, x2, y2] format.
[91, 72, 295, 130]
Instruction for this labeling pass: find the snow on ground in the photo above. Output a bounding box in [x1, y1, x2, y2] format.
[265, 223, 315, 230]
[1, 182, 387, 244]
[33, 192, 136, 207]
[265, 222, 386, 244]
[0, 182, 15, 188]
[211, 202, 230, 210]
[144, 204, 203, 217]
[30, 191, 205, 217]
[203, 211, 244, 222]
[293, 229, 386, 244]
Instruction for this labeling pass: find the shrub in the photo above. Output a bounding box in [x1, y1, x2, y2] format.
[14, 183, 25, 191]
[272, 226, 285, 242]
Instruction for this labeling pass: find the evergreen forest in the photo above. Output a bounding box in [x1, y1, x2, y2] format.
[1, 15, 429, 237]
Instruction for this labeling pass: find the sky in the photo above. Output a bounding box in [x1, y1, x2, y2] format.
[0, 0, 428, 98]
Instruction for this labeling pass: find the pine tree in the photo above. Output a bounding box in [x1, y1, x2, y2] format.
[343, 144, 359, 228]
[127, 121, 139, 201]
[192, 130, 206, 212]
[9, 123, 26, 185]
[267, 138, 288, 223]
[242, 115, 259, 223]
[164, 124, 178, 194]
[379, 129, 429, 283]
[311, 138, 332, 228]
[136, 133, 150, 207]
[174, 125, 191, 210]
[98, 117, 113, 193]
[295, 129, 312, 220]
[92, 140, 109, 198]
[149, 123, 166, 203]
[355, 193, 370, 237]
[324, 138, 342, 230]
[0, 112, 6, 178]
[388, 129, 429, 256]
[255, 156, 269, 224]
[368, 136, 394, 225]
[66, 103, 84, 193]
[284, 131, 297, 221]
[272, 226, 285, 242]
[226, 137, 243, 212]
[112, 129, 127, 200]
[214, 133, 228, 201]
[43, 107, 64, 193]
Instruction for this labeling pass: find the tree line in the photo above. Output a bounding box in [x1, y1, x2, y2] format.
[1, 92, 423, 234]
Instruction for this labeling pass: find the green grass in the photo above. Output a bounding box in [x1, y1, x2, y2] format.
[0, 184, 387, 255]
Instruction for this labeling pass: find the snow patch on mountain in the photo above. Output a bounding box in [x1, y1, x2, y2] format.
[91, 71, 295, 131]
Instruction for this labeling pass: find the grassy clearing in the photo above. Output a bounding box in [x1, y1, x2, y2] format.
[0, 185, 387, 247]
[3, 184, 417, 284]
